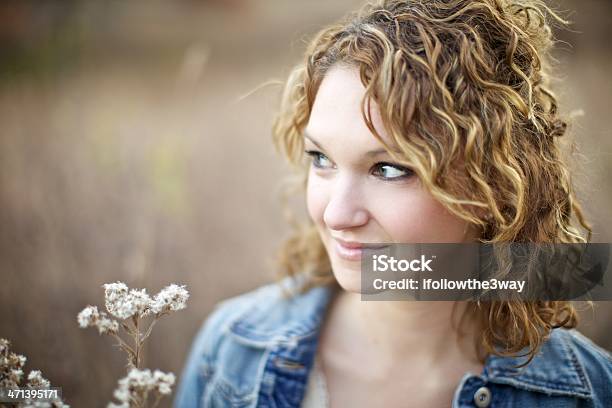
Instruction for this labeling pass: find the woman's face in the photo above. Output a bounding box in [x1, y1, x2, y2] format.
[304, 65, 479, 293]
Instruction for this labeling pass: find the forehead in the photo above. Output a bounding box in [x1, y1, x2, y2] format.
[305, 64, 393, 148]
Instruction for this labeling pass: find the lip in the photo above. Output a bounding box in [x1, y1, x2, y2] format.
[332, 237, 389, 262]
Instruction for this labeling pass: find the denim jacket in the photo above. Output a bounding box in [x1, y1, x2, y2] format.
[174, 275, 612, 407]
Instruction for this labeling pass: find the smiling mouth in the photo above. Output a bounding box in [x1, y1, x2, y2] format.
[332, 238, 389, 261]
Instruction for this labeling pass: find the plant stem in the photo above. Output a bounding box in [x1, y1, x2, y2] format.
[140, 318, 158, 345]
[133, 315, 141, 369]
[121, 321, 135, 336]
[151, 393, 162, 408]
[111, 333, 136, 358]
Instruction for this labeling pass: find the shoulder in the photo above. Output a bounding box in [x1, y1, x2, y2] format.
[196, 274, 335, 352]
[173, 275, 335, 407]
[180, 273, 335, 369]
[173, 279, 291, 407]
[192, 280, 283, 353]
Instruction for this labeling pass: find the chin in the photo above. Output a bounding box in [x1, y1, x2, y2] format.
[331, 262, 363, 293]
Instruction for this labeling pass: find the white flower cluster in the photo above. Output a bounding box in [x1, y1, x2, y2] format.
[149, 284, 189, 314]
[78, 282, 190, 336]
[0, 338, 26, 388]
[0, 338, 70, 407]
[77, 281, 187, 406]
[103, 281, 189, 320]
[103, 283, 151, 320]
[107, 368, 175, 408]
[22, 370, 68, 408]
[77, 305, 119, 335]
[26, 370, 51, 388]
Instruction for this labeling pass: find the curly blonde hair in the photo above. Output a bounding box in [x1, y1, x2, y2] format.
[271, 0, 592, 366]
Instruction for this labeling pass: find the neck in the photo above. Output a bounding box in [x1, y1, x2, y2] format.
[326, 289, 483, 366]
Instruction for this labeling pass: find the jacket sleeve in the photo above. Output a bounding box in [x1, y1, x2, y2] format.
[173, 302, 231, 408]
[173, 283, 279, 407]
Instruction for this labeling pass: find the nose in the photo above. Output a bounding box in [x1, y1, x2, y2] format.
[323, 174, 369, 231]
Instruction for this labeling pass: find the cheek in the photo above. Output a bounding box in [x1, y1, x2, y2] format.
[306, 173, 328, 225]
[371, 187, 469, 243]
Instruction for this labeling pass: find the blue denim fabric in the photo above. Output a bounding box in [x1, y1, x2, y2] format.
[174, 275, 612, 407]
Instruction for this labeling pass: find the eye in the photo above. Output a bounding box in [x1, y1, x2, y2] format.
[371, 162, 414, 180]
[304, 150, 335, 169]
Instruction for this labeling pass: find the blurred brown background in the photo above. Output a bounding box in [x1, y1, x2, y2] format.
[0, 0, 610, 406]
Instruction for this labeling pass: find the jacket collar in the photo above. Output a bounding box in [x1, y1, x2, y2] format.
[483, 329, 593, 399]
[226, 275, 593, 400]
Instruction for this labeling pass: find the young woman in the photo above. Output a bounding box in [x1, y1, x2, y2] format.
[175, 0, 612, 407]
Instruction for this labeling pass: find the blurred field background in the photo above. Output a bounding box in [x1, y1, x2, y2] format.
[0, 0, 610, 406]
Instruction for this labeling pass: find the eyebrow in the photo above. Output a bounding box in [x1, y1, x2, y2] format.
[303, 132, 391, 158]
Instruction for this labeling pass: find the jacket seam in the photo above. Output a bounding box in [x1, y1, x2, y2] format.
[561, 329, 594, 398]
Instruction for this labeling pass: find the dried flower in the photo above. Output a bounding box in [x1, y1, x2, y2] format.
[107, 368, 175, 407]
[104, 282, 135, 320]
[78, 282, 188, 406]
[129, 288, 152, 317]
[27, 369, 51, 388]
[77, 305, 100, 328]
[0, 337, 27, 388]
[152, 370, 175, 395]
[77, 305, 119, 335]
[106, 403, 129, 408]
[96, 317, 120, 335]
[0, 338, 69, 407]
[103, 282, 157, 320]
[0, 337, 10, 353]
[150, 284, 189, 314]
